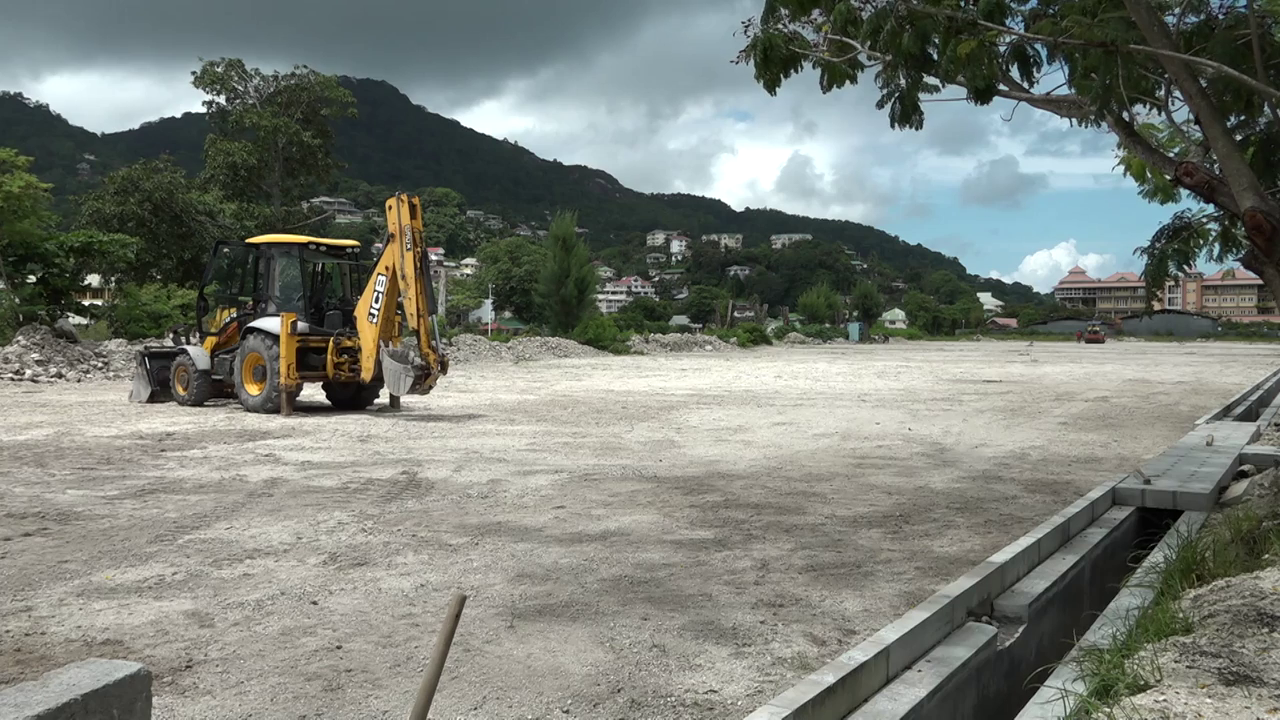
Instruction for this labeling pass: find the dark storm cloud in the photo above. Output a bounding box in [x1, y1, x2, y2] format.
[0, 0, 726, 107]
[959, 155, 1049, 208]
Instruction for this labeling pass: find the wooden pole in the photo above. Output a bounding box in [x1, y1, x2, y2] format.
[408, 591, 467, 720]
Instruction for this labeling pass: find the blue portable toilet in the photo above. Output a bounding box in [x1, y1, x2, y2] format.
[847, 322, 864, 342]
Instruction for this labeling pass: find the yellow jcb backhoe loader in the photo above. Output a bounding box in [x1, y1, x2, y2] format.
[128, 192, 448, 414]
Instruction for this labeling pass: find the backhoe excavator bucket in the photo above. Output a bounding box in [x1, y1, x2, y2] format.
[129, 346, 181, 403]
[379, 343, 420, 397]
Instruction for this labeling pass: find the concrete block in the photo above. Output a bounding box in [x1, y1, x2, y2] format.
[1239, 444, 1280, 467]
[941, 561, 1003, 627]
[992, 507, 1136, 624]
[849, 623, 997, 720]
[0, 659, 152, 720]
[1113, 484, 1143, 507]
[881, 594, 957, 680]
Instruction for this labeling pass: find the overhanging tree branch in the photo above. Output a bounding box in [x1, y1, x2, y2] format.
[900, 2, 1280, 102]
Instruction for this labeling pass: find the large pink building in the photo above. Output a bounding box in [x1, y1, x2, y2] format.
[1053, 266, 1275, 320]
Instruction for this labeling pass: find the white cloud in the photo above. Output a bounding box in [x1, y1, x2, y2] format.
[988, 239, 1119, 292]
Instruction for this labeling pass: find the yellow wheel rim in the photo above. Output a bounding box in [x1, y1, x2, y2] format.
[173, 364, 190, 395]
[241, 351, 267, 396]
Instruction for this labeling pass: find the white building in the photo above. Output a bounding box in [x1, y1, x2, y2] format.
[618, 276, 656, 298]
[304, 196, 362, 223]
[647, 229, 675, 247]
[669, 235, 690, 261]
[596, 276, 656, 314]
[976, 291, 1004, 316]
[880, 307, 908, 329]
[458, 257, 480, 277]
[646, 252, 667, 265]
[596, 265, 616, 280]
[702, 233, 743, 250]
[725, 265, 752, 279]
[770, 233, 813, 250]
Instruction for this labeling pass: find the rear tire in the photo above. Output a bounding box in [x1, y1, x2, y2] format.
[322, 381, 383, 411]
[235, 333, 282, 414]
[171, 353, 213, 406]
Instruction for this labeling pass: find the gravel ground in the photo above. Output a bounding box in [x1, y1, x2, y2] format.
[0, 341, 1275, 720]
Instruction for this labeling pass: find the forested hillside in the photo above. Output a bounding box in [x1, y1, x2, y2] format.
[0, 80, 1044, 305]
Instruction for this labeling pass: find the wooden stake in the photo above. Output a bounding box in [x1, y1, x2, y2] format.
[408, 591, 467, 720]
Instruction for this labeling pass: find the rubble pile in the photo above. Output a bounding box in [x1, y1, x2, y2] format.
[441, 334, 605, 363]
[782, 332, 822, 345]
[0, 325, 148, 383]
[627, 333, 737, 354]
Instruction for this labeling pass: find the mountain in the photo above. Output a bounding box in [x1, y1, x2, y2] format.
[0, 80, 1045, 304]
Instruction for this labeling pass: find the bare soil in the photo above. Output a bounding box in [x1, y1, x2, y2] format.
[0, 341, 1274, 720]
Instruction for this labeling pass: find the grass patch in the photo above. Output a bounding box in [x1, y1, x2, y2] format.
[1067, 494, 1280, 718]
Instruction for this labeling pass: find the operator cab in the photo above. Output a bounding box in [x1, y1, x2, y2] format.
[196, 234, 369, 340]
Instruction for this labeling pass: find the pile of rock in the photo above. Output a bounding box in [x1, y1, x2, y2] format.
[782, 332, 822, 345]
[441, 334, 605, 363]
[0, 325, 148, 383]
[627, 333, 737, 354]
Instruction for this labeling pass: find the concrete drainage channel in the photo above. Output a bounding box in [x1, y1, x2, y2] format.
[744, 366, 1280, 720]
[5, 370, 1280, 720]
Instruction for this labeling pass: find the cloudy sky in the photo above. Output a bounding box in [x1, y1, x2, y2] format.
[0, 0, 1189, 291]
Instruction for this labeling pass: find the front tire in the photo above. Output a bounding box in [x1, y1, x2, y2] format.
[235, 333, 282, 414]
[171, 353, 213, 406]
[322, 381, 383, 411]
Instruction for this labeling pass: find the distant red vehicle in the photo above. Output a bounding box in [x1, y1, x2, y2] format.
[1084, 323, 1106, 344]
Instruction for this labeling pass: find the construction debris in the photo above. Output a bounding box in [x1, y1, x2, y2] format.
[627, 333, 737, 354]
[782, 332, 822, 345]
[0, 325, 150, 383]
[441, 334, 605, 363]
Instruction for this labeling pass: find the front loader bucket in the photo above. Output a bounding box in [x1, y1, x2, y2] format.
[129, 346, 182, 403]
[379, 344, 419, 397]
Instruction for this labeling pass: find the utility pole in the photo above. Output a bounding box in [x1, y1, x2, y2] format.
[488, 284, 494, 338]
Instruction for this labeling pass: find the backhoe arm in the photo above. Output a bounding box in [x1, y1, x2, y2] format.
[353, 193, 446, 391]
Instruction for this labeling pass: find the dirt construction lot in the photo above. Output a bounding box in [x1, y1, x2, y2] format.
[0, 341, 1275, 719]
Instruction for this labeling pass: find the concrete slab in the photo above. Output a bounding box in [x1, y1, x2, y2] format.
[0, 658, 152, 720]
[847, 623, 997, 720]
[1115, 421, 1256, 510]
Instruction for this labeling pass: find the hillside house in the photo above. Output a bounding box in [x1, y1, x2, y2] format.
[702, 233, 743, 250]
[725, 265, 752, 279]
[515, 225, 533, 237]
[647, 230, 675, 247]
[976, 292, 1004, 316]
[465, 210, 485, 221]
[596, 276, 656, 314]
[646, 252, 667, 265]
[669, 235, 690, 261]
[770, 233, 812, 249]
[657, 268, 685, 281]
[595, 264, 617, 280]
[304, 196, 363, 223]
[459, 258, 480, 277]
[880, 307, 908, 329]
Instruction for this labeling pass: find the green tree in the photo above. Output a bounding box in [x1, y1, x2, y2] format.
[797, 282, 841, 324]
[0, 148, 135, 331]
[737, 0, 1280, 304]
[75, 157, 234, 287]
[538, 210, 597, 334]
[476, 235, 548, 321]
[924, 270, 970, 305]
[443, 274, 485, 327]
[684, 285, 730, 326]
[107, 283, 198, 340]
[904, 291, 941, 335]
[192, 58, 356, 223]
[850, 281, 885, 326]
